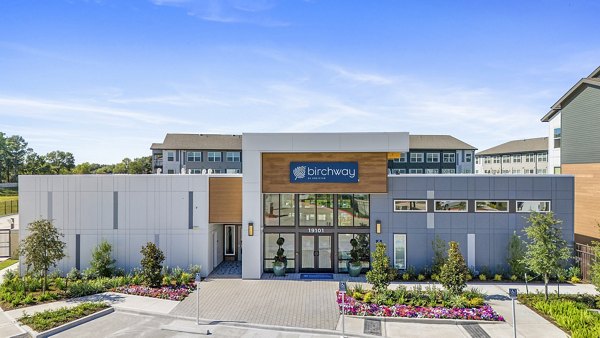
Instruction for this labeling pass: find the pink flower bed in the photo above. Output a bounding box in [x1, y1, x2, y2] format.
[115, 284, 194, 301]
[337, 292, 504, 321]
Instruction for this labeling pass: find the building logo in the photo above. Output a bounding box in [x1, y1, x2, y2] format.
[292, 166, 306, 180]
[290, 162, 359, 183]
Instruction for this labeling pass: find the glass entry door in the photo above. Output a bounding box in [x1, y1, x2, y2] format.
[300, 235, 333, 272]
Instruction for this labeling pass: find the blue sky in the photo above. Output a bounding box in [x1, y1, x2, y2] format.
[1, 0, 599, 164]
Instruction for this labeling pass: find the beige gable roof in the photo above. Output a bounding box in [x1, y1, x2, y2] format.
[542, 66, 600, 122]
[409, 135, 477, 150]
[476, 137, 548, 156]
[151, 134, 242, 150]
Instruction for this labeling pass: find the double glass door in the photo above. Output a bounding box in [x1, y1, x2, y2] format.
[300, 235, 333, 272]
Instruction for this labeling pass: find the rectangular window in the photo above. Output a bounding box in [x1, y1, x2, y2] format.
[226, 168, 241, 174]
[554, 167, 561, 174]
[167, 151, 175, 161]
[212, 169, 223, 174]
[465, 153, 472, 162]
[502, 155, 511, 163]
[208, 152, 222, 162]
[536, 169, 547, 174]
[441, 169, 456, 174]
[425, 168, 439, 174]
[316, 194, 334, 226]
[525, 153, 535, 162]
[299, 194, 317, 226]
[512, 169, 522, 174]
[338, 234, 370, 272]
[409, 169, 423, 174]
[476, 201, 508, 212]
[393, 153, 407, 163]
[187, 151, 202, 162]
[512, 154, 522, 163]
[167, 169, 175, 174]
[435, 200, 468, 212]
[443, 153, 455, 163]
[493, 156, 501, 164]
[410, 153, 424, 163]
[337, 194, 370, 227]
[426, 153, 440, 163]
[517, 201, 550, 212]
[264, 233, 295, 272]
[393, 234, 407, 270]
[264, 194, 295, 226]
[554, 128, 561, 148]
[391, 169, 406, 174]
[394, 200, 427, 212]
[226, 151, 241, 162]
[537, 153, 547, 162]
[475, 157, 480, 164]
[190, 169, 202, 174]
[484, 156, 490, 164]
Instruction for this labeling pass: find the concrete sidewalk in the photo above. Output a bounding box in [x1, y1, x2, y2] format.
[5, 291, 180, 320]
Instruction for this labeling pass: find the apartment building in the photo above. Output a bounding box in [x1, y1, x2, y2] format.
[388, 135, 476, 174]
[475, 138, 548, 175]
[151, 134, 242, 174]
[20, 132, 574, 279]
[541, 66, 600, 244]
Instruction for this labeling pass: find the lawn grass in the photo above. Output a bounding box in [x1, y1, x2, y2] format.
[0, 195, 18, 216]
[19, 302, 109, 332]
[0, 196, 18, 202]
[0, 259, 17, 270]
[0, 187, 17, 197]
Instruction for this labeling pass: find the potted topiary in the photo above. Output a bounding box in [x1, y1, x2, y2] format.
[347, 238, 362, 277]
[273, 237, 287, 276]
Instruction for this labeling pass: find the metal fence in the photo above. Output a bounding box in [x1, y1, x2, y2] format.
[0, 200, 18, 217]
[576, 242, 595, 281]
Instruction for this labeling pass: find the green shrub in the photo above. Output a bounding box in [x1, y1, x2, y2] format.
[188, 264, 202, 275]
[366, 243, 396, 293]
[82, 268, 98, 281]
[431, 273, 439, 281]
[140, 242, 165, 287]
[468, 297, 485, 307]
[571, 276, 581, 284]
[510, 274, 518, 281]
[402, 272, 410, 281]
[494, 274, 502, 281]
[479, 274, 487, 281]
[90, 240, 116, 278]
[66, 280, 105, 298]
[363, 292, 373, 303]
[431, 235, 447, 275]
[417, 274, 425, 281]
[19, 302, 109, 332]
[67, 268, 82, 281]
[439, 241, 468, 295]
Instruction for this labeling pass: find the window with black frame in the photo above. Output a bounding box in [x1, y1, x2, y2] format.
[337, 194, 370, 227]
[264, 194, 295, 226]
[338, 233, 370, 272]
[264, 233, 295, 272]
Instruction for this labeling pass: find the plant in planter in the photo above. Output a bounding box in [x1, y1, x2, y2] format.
[347, 238, 363, 277]
[272, 237, 287, 276]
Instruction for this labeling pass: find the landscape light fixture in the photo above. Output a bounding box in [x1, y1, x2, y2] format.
[248, 222, 254, 236]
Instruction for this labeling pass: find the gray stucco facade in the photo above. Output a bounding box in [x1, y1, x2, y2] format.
[371, 175, 574, 273]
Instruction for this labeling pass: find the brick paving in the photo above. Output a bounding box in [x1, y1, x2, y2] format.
[169, 278, 341, 329]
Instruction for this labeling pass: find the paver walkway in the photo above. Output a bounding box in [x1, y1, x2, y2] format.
[170, 278, 340, 329]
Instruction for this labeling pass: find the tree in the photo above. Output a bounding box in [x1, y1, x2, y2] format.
[90, 240, 116, 278]
[140, 242, 165, 287]
[5, 135, 28, 182]
[439, 241, 469, 295]
[45, 150, 75, 174]
[128, 156, 152, 174]
[432, 235, 447, 274]
[366, 242, 397, 293]
[523, 212, 571, 300]
[23, 150, 50, 175]
[507, 231, 527, 278]
[19, 219, 66, 293]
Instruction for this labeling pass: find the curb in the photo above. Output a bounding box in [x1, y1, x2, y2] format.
[116, 308, 377, 338]
[347, 314, 505, 325]
[23, 307, 114, 338]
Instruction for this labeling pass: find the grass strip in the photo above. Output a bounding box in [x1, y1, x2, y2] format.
[519, 294, 600, 338]
[0, 259, 17, 270]
[19, 302, 109, 332]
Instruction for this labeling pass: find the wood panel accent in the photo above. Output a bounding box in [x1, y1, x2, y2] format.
[209, 177, 242, 224]
[563, 163, 600, 240]
[262, 152, 388, 193]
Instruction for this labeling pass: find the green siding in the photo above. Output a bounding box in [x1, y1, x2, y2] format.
[561, 84, 600, 164]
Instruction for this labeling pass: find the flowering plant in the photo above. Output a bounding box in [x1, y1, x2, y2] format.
[115, 284, 194, 301]
[336, 292, 504, 321]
